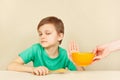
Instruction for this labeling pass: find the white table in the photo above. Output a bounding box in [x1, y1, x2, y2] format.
[0, 70, 120, 80]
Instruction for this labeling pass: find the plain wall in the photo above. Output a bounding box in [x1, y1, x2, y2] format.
[0, 0, 120, 70]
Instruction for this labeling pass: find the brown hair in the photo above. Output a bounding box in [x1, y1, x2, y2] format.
[37, 16, 64, 44]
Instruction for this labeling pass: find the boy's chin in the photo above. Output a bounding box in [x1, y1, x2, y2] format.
[41, 44, 49, 48]
[41, 45, 47, 47]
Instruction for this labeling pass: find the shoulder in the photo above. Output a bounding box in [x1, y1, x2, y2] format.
[28, 43, 44, 53]
[59, 46, 67, 52]
[31, 43, 43, 49]
[59, 46, 68, 56]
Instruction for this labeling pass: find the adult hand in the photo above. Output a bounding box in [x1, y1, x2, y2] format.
[93, 44, 111, 62]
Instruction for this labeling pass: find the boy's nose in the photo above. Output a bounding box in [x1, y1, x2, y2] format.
[41, 34, 46, 39]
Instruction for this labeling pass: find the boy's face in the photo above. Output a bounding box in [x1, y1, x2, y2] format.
[38, 23, 63, 48]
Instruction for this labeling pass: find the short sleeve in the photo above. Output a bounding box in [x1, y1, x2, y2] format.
[19, 46, 34, 64]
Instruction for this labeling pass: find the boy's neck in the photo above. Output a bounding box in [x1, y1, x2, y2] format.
[45, 45, 59, 58]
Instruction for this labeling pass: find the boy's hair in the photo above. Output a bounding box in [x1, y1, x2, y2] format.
[37, 16, 64, 44]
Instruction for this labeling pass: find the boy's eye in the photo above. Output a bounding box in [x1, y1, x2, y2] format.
[39, 33, 42, 36]
[46, 33, 51, 35]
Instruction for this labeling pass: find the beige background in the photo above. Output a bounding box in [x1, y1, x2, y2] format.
[0, 0, 120, 70]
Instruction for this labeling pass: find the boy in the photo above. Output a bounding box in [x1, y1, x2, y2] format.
[7, 16, 84, 76]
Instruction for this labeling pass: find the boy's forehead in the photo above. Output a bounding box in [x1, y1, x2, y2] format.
[38, 24, 56, 31]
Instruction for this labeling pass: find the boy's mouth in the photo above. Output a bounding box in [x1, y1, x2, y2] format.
[41, 41, 47, 43]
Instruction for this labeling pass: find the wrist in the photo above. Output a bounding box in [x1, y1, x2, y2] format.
[107, 40, 120, 52]
[27, 67, 34, 73]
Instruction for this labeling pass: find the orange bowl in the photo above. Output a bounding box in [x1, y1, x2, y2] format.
[71, 52, 95, 66]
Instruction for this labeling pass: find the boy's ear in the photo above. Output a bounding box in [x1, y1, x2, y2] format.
[58, 33, 64, 41]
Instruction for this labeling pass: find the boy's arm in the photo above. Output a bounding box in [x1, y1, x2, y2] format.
[7, 56, 49, 76]
[7, 56, 33, 73]
[68, 41, 85, 71]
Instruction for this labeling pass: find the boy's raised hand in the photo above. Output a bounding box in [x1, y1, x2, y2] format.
[68, 41, 80, 60]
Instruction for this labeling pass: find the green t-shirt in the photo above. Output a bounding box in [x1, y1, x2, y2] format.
[19, 43, 77, 71]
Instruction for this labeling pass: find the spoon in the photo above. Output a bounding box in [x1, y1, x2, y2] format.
[49, 68, 67, 74]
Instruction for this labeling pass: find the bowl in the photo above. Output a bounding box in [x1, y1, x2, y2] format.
[71, 52, 95, 66]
